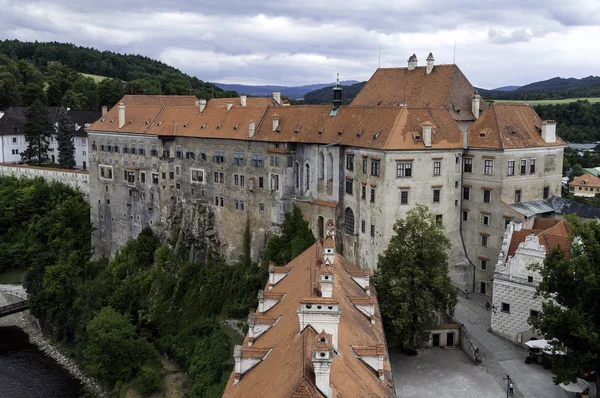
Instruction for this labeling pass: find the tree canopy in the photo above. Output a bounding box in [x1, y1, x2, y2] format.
[55, 107, 76, 169]
[529, 216, 600, 392]
[263, 205, 316, 266]
[21, 99, 53, 165]
[373, 204, 458, 350]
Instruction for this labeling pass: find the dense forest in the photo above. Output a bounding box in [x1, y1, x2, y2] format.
[303, 81, 366, 105]
[0, 174, 315, 397]
[534, 100, 600, 142]
[0, 40, 237, 111]
[479, 76, 600, 101]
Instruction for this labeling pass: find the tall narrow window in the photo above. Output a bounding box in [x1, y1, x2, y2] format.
[433, 161, 441, 176]
[463, 187, 471, 200]
[433, 189, 440, 202]
[530, 158, 536, 174]
[362, 157, 368, 173]
[483, 189, 491, 203]
[543, 186, 550, 199]
[520, 159, 527, 175]
[370, 187, 375, 203]
[515, 189, 522, 203]
[400, 190, 409, 205]
[305, 163, 310, 191]
[345, 208, 355, 235]
[346, 154, 354, 171]
[371, 159, 380, 176]
[508, 160, 515, 176]
[484, 160, 494, 175]
[464, 158, 473, 173]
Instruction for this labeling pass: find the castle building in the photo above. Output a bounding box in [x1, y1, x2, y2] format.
[222, 226, 395, 397]
[491, 219, 570, 343]
[86, 54, 565, 295]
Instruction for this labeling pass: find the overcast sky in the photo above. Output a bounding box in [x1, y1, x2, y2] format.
[1, 0, 599, 88]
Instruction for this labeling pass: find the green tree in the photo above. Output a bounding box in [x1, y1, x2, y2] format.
[98, 78, 124, 108]
[72, 75, 99, 110]
[55, 107, 76, 169]
[263, 205, 315, 265]
[46, 61, 78, 106]
[81, 306, 157, 384]
[529, 217, 600, 392]
[21, 99, 52, 165]
[372, 204, 458, 350]
[0, 71, 21, 108]
[22, 82, 47, 105]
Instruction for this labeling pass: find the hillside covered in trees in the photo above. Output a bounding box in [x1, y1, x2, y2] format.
[534, 100, 600, 142]
[303, 81, 366, 104]
[479, 76, 600, 101]
[0, 40, 237, 111]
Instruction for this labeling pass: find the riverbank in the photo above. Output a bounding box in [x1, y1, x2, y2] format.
[0, 290, 108, 398]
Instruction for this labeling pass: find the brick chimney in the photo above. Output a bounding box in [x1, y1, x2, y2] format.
[118, 103, 125, 129]
[472, 93, 480, 119]
[297, 297, 341, 349]
[421, 121, 433, 148]
[240, 95, 247, 107]
[407, 54, 418, 71]
[426, 53, 435, 75]
[273, 91, 281, 105]
[541, 120, 557, 143]
[272, 114, 279, 132]
[249, 120, 255, 138]
[198, 99, 207, 113]
[313, 330, 334, 397]
[101, 105, 108, 117]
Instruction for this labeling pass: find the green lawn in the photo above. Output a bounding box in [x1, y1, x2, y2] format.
[81, 73, 109, 83]
[494, 98, 600, 105]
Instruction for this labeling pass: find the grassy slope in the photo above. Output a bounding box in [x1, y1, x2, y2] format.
[493, 98, 600, 105]
[80, 73, 110, 83]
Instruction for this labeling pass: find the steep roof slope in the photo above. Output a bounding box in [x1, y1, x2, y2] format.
[508, 220, 571, 258]
[467, 103, 566, 149]
[0, 107, 100, 137]
[222, 240, 395, 398]
[351, 64, 486, 121]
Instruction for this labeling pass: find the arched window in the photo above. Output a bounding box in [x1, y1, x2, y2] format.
[319, 152, 325, 180]
[305, 163, 310, 191]
[327, 153, 333, 180]
[345, 207, 355, 235]
[295, 162, 300, 189]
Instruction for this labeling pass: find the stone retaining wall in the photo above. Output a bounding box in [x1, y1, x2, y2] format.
[0, 164, 89, 197]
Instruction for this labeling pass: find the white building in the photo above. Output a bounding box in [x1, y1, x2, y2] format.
[0, 107, 100, 169]
[491, 219, 570, 343]
[569, 172, 600, 197]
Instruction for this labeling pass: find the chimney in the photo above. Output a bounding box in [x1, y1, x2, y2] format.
[313, 331, 334, 397]
[407, 54, 418, 71]
[297, 298, 341, 349]
[249, 120, 255, 138]
[472, 93, 481, 119]
[227, 101, 233, 111]
[273, 91, 281, 105]
[323, 232, 336, 266]
[421, 122, 433, 148]
[426, 53, 435, 75]
[199, 99, 207, 113]
[101, 106, 108, 117]
[319, 266, 334, 298]
[272, 114, 279, 132]
[541, 120, 557, 143]
[118, 103, 125, 129]
[240, 95, 247, 107]
[514, 221, 523, 232]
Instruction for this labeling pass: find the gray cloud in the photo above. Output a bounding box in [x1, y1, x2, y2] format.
[0, 0, 599, 88]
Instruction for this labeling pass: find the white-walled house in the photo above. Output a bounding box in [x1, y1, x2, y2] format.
[491, 219, 570, 343]
[0, 107, 100, 169]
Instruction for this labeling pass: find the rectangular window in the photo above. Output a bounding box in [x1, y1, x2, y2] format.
[505, 218, 512, 228]
[259, 176, 264, 188]
[129, 143, 136, 155]
[270, 174, 280, 191]
[463, 187, 470, 200]
[370, 187, 375, 203]
[435, 214, 443, 225]
[175, 166, 180, 176]
[99, 165, 113, 180]
[186, 149, 195, 159]
[463, 158, 473, 173]
[259, 203, 265, 214]
[92, 140, 97, 151]
[481, 259, 488, 271]
[233, 152, 245, 165]
[520, 159, 527, 175]
[287, 156, 293, 167]
[251, 154, 264, 167]
[530, 158, 536, 174]
[126, 171, 135, 184]
[152, 173, 159, 184]
[484, 159, 494, 175]
[123, 144, 129, 154]
[361, 185, 366, 200]
[481, 213, 490, 226]
[362, 157, 368, 173]
[433, 189, 440, 202]
[483, 189, 491, 203]
[528, 276, 534, 283]
[345, 180, 353, 195]
[400, 190, 409, 205]
[138, 144, 145, 156]
[370, 224, 375, 237]
[199, 149, 206, 161]
[215, 196, 219, 206]
[169, 171, 174, 180]
[151, 144, 157, 157]
[240, 175, 245, 187]
[140, 171, 146, 184]
[234, 175, 239, 186]
[529, 309, 539, 319]
[501, 302, 510, 313]
[508, 160, 515, 176]
[213, 150, 225, 163]
[481, 235, 488, 247]
[371, 160, 380, 176]
[191, 169, 204, 183]
[462, 210, 468, 222]
[361, 220, 366, 233]
[543, 186, 550, 199]
[433, 161, 441, 176]
[396, 162, 412, 177]
[346, 154, 354, 171]
[515, 189, 522, 203]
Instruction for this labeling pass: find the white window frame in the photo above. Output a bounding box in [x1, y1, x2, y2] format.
[99, 165, 113, 180]
[191, 168, 205, 184]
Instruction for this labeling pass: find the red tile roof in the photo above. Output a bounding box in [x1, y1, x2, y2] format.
[508, 221, 571, 258]
[569, 172, 600, 188]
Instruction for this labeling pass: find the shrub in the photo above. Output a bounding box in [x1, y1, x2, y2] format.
[132, 366, 162, 396]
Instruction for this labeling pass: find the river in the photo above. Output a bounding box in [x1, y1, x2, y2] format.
[0, 325, 83, 397]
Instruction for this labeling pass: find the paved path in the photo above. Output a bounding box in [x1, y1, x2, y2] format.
[454, 295, 566, 398]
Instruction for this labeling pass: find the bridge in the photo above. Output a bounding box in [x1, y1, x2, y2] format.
[0, 287, 29, 318]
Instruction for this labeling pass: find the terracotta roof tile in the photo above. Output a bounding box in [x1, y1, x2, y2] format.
[569, 172, 600, 187]
[467, 103, 566, 149]
[508, 221, 571, 259]
[532, 218, 561, 231]
[508, 229, 543, 257]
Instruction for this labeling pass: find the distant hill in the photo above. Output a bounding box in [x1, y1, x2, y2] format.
[491, 85, 521, 91]
[214, 81, 359, 100]
[303, 81, 367, 105]
[480, 76, 600, 101]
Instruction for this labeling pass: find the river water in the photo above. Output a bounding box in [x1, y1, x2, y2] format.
[0, 326, 83, 398]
